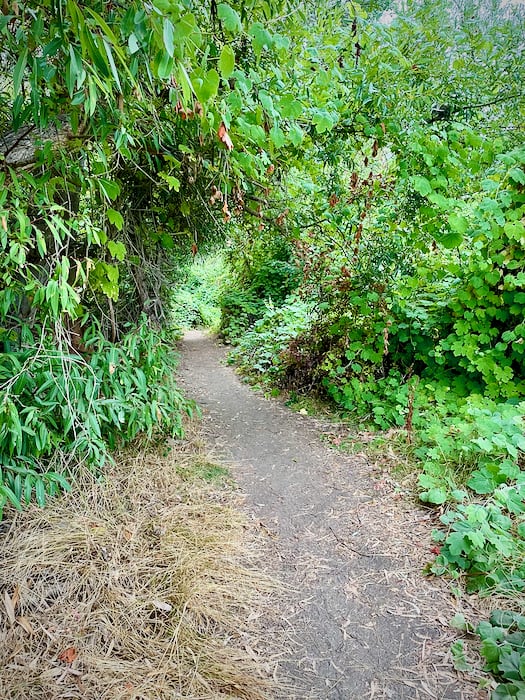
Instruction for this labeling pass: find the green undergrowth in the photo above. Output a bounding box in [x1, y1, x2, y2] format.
[176, 458, 232, 485]
[0, 318, 194, 518]
[223, 250, 525, 697]
[170, 253, 226, 332]
[451, 610, 525, 698]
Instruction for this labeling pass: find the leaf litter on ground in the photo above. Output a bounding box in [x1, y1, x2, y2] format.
[0, 426, 280, 699]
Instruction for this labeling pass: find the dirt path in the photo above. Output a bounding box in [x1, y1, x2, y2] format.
[178, 330, 481, 700]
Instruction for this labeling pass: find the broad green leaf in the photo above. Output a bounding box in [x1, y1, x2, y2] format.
[270, 124, 286, 148]
[249, 22, 273, 56]
[279, 94, 303, 119]
[218, 45, 235, 79]
[108, 241, 127, 261]
[437, 229, 463, 249]
[288, 124, 304, 145]
[499, 650, 522, 681]
[509, 167, 525, 185]
[448, 213, 468, 234]
[193, 68, 219, 102]
[98, 178, 121, 201]
[449, 613, 470, 631]
[128, 33, 140, 54]
[420, 487, 448, 504]
[312, 109, 334, 133]
[451, 640, 472, 672]
[504, 221, 525, 240]
[447, 532, 467, 556]
[107, 208, 124, 231]
[492, 682, 525, 699]
[412, 175, 433, 196]
[217, 4, 242, 34]
[468, 470, 497, 494]
[161, 233, 174, 249]
[159, 173, 181, 191]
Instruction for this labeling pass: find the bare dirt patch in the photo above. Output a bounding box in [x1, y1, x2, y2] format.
[178, 330, 489, 700]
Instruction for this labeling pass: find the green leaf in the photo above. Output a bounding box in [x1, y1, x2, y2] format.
[420, 487, 448, 504]
[312, 109, 334, 134]
[448, 213, 468, 234]
[156, 51, 174, 80]
[504, 221, 525, 240]
[163, 18, 175, 57]
[466, 530, 485, 548]
[451, 640, 472, 672]
[217, 4, 242, 34]
[128, 33, 140, 54]
[107, 208, 124, 231]
[35, 229, 47, 256]
[288, 124, 304, 145]
[490, 610, 525, 630]
[98, 178, 121, 202]
[108, 241, 127, 261]
[412, 176, 433, 196]
[13, 47, 28, 96]
[159, 173, 181, 191]
[468, 470, 497, 495]
[481, 637, 503, 667]
[249, 22, 273, 56]
[193, 68, 219, 103]
[279, 94, 303, 119]
[218, 45, 235, 79]
[161, 233, 174, 249]
[270, 124, 286, 148]
[447, 532, 467, 556]
[102, 37, 122, 92]
[35, 478, 46, 507]
[509, 168, 525, 185]
[499, 650, 523, 681]
[0, 484, 22, 511]
[450, 613, 471, 632]
[437, 229, 463, 249]
[178, 62, 194, 104]
[492, 681, 525, 699]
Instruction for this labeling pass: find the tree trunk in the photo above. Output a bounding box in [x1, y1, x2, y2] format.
[0, 117, 78, 169]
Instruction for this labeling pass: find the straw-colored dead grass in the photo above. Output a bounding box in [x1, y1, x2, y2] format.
[0, 437, 277, 699]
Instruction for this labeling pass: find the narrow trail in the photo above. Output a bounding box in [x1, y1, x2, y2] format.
[178, 330, 474, 700]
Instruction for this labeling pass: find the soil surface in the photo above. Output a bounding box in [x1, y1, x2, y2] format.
[178, 330, 484, 700]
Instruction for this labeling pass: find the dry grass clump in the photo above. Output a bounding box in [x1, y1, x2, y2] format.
[0, 438, 276, 699]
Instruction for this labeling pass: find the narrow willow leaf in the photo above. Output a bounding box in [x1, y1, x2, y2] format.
[13, 48, 28, 96]
[178, 62, 194, 104]
[163, 18, 175, 57]
[102, 38, 122, 92]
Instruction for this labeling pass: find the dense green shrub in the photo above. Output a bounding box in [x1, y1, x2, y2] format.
[230, 296, 313, 379]
[220, 244, 301, 342]
[0, 319, 192, 517]
[171, 254, 226, 331]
